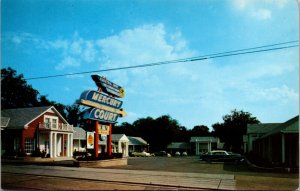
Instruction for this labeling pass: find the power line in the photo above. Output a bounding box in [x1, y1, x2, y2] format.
[25, 40, 299, 80]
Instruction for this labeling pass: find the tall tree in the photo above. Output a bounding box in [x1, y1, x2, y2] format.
[65, 104, 85, 127]
[211, 109, 260, 153]
[1, 67, 40, 109]
[114, 122, 136, 135]
[38, 95, 67, 118]
[190, 125, 210, 136]
[1, 67, 68, 117]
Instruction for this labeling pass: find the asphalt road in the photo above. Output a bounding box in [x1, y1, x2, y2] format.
[2, 164, 234, 190]
[1, 157, 299, 190]
[2, 172, 199, 190]
[110, 156, 299, 178]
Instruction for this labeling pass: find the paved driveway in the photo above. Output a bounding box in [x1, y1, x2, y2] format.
[107, 156, 298, 178]
[106, 156, 299, 190]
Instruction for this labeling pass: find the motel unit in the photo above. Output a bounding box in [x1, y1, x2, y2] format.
[1, 106, 73, 158]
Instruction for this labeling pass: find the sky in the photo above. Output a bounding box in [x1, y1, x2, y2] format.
[2, 0, 299, 130]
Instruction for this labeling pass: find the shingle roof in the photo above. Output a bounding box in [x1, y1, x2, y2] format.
[247, 123, 281, 134]
[1, 117, 10, 128]
[73, 127, 86, 140]
[261, 115, 299, 138]
[112, 134, 129, 141]
[1, 106, 53, 129]
[128, 136, 148, 146]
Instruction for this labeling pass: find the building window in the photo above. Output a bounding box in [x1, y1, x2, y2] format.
[45, 117, 51, 128]
[44, 116, 58, 129]
[25, 138, 34, 154]
[52, 118, 57, 129]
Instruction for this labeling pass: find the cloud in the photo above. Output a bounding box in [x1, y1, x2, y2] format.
[251, 8, 272, 20]
[3, 24, 297, 127]
[49, 39, 69, 50]
[231, 0, 290, 20]
[243, 84, 299, 103]
[46, 35, 99, 70]
[96, 23, 196, 87]
[55, 56, 80, 70]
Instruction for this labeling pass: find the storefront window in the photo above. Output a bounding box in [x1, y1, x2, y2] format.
[25, 138, 33, 154]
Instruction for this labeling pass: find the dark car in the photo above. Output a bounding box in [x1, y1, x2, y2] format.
[154, 151, 167, 156]
[199, 150, 244, 162]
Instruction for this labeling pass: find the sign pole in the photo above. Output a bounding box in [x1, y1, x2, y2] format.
[94, 120, 99, 158]
[107, 123, 112, 157]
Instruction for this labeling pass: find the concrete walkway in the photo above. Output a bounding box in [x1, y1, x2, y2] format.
[2, 165, 236, 190]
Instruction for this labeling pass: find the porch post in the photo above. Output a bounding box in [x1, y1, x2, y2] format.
[70, 133, 73, 157]
[68, 133, 71, 157]
[207, 141, 209, 152]
[281, 134, 285, 164]
[66, 133, 70, 157]
[50, 132, 53, 158]
[54, 132, 57, 158]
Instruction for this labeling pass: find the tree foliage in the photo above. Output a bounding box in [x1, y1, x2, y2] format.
[211, 109, 260, 153]
[1, 67, 40, 109]
[191, 125, 210, 136]
[65, 104, 85, 127]
[115, 115, 205, 152]
[1, 67, 74, 122]
[2, 68, 262, 153]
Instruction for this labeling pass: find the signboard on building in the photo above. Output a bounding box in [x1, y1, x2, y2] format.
[78, 99, 127, 117]
[91, 75, 124, 98]
[98, 124, 110, 135]
[84, 108, 119, 124]
[78, 75, 126, 157]
[87, 132, 94, 149]
[79, 90, 123, 109]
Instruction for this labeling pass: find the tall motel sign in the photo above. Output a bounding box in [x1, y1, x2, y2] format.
[77, 75, 127, 157]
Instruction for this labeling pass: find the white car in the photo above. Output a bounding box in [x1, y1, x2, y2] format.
[182, 152, 188, 156]
[132, 151, 151, 157]
[175, 152, 181, 156]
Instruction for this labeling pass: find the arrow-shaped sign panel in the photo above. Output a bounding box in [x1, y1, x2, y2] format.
[84, 108, 119, 123]
[91, 75, 124, 98]
[79, 90, 123, 109]
[78, 99, 127, 117]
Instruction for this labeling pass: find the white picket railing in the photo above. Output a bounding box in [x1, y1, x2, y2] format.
[39, 122, 73, 131]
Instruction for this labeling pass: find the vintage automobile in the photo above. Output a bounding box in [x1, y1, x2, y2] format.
[154, 151, 167, 156]
[199, 150, 244, 162]
[131, 151, 151, 157]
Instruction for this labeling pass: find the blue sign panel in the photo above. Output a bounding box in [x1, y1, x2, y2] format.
[79, 90, 123, 109]
[91, 75, 124, 98]
[84, 108, 119, 123]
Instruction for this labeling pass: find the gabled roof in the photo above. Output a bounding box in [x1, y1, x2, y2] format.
[261, 115, 299, 138]
[1, 106, 68, 129]
[128, 136, 148, 146]
[1, 117, 10, 128]
[167, 142, 190, 149]
[247, 123, 281, 134]
[112, 134, 129, 142]
[190, 136, 219, 143]
[73, 127, 86, 140]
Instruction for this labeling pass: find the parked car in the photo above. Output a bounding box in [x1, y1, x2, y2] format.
[154, 151, 167, 156]
[199, 150, 244, 162]
[182, 152, 188, 156]
[131, 151, 151, 157]
[175, 151, 181, 156]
